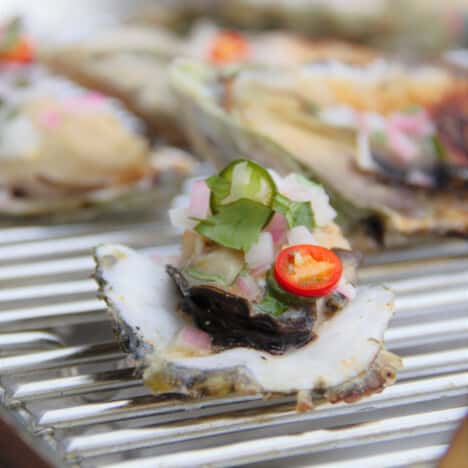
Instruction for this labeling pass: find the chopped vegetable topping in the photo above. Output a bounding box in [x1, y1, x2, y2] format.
[208, 31, 250, 65]
[274, 245, 342, 297]
[209, 159, 276, 212]
[195, 199, 272, 252]
[256, 292, 289, 316]
[272, 193, 315, 230]
[185, 248, 244, 286]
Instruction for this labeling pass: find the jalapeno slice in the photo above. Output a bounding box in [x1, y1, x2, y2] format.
[210, 159, 277, 213]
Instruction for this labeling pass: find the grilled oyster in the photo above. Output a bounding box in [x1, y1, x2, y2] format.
[170, 59, 468, 247]
[0, 64, 195, 220]
[95, 160, 400, 410]
[41, 21, 376, 144]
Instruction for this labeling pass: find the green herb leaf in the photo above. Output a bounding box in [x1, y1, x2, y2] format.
[272, 193, 315, 230]
[195, 199, 272, 252]
[256, 292, 289, 316]
[206, 174, 230, 200]
[432, 135, 447, 161]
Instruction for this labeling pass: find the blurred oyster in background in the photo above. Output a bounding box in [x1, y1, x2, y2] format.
[41, 21, 377, 144]
[170, 59, 468, 249]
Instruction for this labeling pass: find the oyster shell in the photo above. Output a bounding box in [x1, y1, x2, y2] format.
[0, 65, 195, 220]
[41, 20, 377, 145]
[212, 0, 464, 57]
[170, 60, 468, 246]
[94, 243, 401, 408]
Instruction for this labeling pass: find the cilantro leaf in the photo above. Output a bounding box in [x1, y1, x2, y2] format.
[272, 193, 315, 230]
[206, 174, 230, 201]
[195, 199, 272, 252]
[256, 292, 289, 316]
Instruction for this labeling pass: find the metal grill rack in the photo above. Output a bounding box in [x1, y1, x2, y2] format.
[0, 220, 467, 467]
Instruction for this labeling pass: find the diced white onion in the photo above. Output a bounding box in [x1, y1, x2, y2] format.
[236, 274, 261, 301]
[281, 174, 336, 226]
[287, 225, 316, 246]
[246, 231, 274, 270]
[169, 207, 197, 231]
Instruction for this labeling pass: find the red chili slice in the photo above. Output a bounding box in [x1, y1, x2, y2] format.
[0, 37, 34, 63]
[208, 31, 250, 65]
[274, 244, 342, 297]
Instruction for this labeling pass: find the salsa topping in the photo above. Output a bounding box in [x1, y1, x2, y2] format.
[171, 158, 351, 315]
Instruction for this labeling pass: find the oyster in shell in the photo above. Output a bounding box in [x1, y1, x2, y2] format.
[94, 161, 400, 410]
[170, 59, 468, 247]
[41, 21, 376, 144]
[0, 65, 195, 220]
[95, 244, 399, 408]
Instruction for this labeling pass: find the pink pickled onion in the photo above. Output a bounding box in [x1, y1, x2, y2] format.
[388, 126, 418, 162]
[236, 274, 261, 301]
[389, 111, 432, 137]
[175, 326, 212, 353]
[246, 231, 274, 271]
[265, 212, 288, 245]
[188, 180, 211, 219]
[62, 92, 106, 112]
[250, 263, 271, 277]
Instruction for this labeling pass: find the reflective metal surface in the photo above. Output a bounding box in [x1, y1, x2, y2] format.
[0, 217, 466, 467]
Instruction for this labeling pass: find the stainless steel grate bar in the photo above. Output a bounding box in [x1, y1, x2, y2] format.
[0, 279, 95, 303]
[0, 342, 122, 374]
[0, 225, 174, 263]
[9, 368, 141, 402]
[101, 407, 466, 468]
[0, 256, 93, 281]
[37, 372, 468, 430]
[289, 445, 449, 468]
[62, 372, 468, 459]
[0, 332, 63, 351]
[0, 299, 106, 331]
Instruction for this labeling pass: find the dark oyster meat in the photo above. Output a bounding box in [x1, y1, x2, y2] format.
[167, 265, 316, 355]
